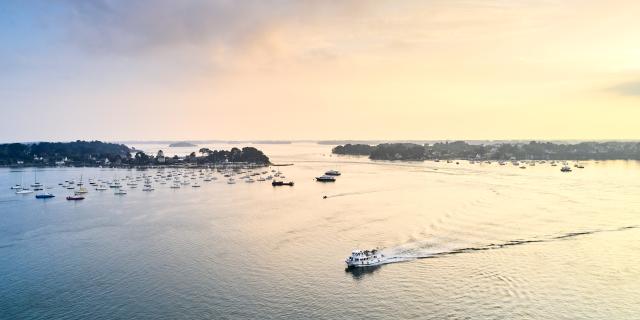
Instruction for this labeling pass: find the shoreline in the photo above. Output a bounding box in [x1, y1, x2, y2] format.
[0, 163, 272, 170]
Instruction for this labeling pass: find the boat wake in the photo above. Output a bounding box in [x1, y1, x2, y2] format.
[382, 225, 639, 264]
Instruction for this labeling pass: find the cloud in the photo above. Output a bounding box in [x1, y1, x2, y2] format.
[610, 80, 640, 96]
[53, 1, 364, 55]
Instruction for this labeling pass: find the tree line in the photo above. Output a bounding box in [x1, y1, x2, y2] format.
[332, 141, 640, 160]
[0, 141, 270, 166]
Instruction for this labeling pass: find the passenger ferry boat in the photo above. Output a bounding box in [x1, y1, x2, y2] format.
[345, 249, 387, 268]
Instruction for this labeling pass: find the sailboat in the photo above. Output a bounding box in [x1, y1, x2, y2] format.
[142, 179, 154, 191]
[10, 174, 22, 189]
[35, 185, 55, 199]
[31, 168, 43, 189]
[15, 173, 33, 194]
[75, 175, 89, 194]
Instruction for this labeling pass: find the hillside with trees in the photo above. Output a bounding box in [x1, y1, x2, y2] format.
[332, 141, 640, 161]
[0, 141, 271, 166]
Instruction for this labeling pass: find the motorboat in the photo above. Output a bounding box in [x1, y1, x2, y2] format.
[272, 181, 294, 186]
[316, 175, 336, 182]
[324, 170, 341, 176]
[36, 185, 54, 198]
[16, 189, 33, 194]
[114, 189, 127, 195]
[345, 249, 387, 268]
[66, 195, 85, 200]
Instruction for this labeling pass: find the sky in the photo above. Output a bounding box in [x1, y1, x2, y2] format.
[1, 0, 640, 142]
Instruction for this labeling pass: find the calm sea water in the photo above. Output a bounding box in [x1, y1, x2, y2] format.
[1, 143, 639, 319]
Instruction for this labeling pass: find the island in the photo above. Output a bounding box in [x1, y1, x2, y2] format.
[0, 140, 271, 167]
[169, 141, 198, 147]
[332, 141, 640, 161]
[332, 144, 375, 156]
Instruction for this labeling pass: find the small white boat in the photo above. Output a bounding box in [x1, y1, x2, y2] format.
[325, 170, 341, 176]
[114, 189, 127, 195]
[16, 189, 34, 194]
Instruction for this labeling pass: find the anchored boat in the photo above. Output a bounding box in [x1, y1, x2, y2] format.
[315, 175, 336, 182]
[272, 181, 294, 186]
[324, 170, 341, 176]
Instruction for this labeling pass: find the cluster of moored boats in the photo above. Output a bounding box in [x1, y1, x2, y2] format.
[10, 166, 292, 201]
[435, 159, 586, 171]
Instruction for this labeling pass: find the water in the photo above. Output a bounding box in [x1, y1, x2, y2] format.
[1, 143, 639, 319]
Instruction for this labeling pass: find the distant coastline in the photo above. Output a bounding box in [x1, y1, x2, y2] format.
[115, 140, 293, 145]
[332, 141, 640, 161]
[169, 142, 198, 147]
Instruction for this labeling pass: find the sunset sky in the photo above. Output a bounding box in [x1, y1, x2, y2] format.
[2, 0, 640, 142]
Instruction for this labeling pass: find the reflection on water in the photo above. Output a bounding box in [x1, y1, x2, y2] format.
[345, 265, 382, 280]
[1, 143, 640, 319]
